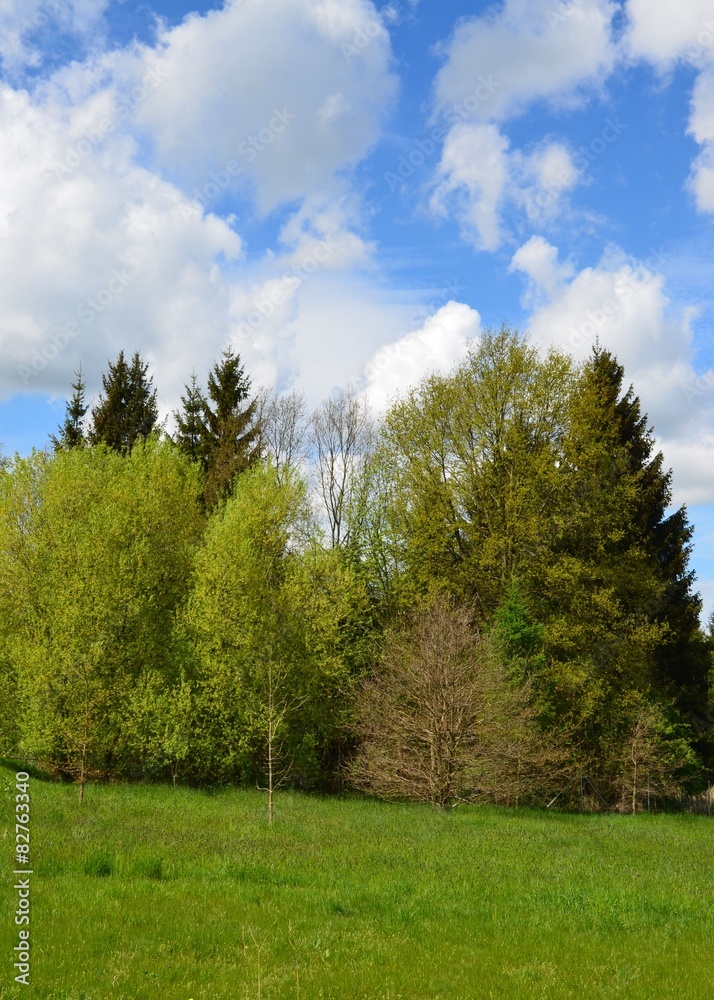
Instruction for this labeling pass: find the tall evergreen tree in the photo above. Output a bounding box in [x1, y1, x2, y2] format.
[174, 371, 208, 467]
[201, 347, 259, 507]
[541, 347, 708, 750]
[52, 367, 88, 451]
[90, 351, 158, 454]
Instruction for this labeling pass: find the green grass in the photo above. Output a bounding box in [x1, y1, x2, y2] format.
[1, 770, 713, 998]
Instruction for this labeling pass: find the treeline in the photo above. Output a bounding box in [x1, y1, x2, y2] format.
[0, 328, 712, 812]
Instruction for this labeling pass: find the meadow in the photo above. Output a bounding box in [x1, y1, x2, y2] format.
[1, 762, 713, 999]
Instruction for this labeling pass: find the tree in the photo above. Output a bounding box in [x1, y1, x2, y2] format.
[174, 371, 208, 467]
[351, 594, 560, 808]
[201, 348, 259, 507]
[606, 695, 698, 813]
[310, 387, 373, 548]
[51, 367, 88, 451]
[2, 441, 204, 792]
[182, 462, 370, 798]
[539, 347, 709, 763]
[255, 387, 309, 485]
[90, 350, 158, 453]
[125, 670, 195, 787]
[375, 327, 572, 611]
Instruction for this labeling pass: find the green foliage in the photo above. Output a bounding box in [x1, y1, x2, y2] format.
[182, 463, 369, 786]
[375, 326, 573, 612]
[51, 367, 88, 451]
[201, 347, 260, 508]
[173, 370, 207, 466]
[90, 350, 158, 453]
[0, 441, 204, 787]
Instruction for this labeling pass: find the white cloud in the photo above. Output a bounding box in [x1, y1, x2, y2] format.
[509, 235, 575, 303]
[0, 82, 244, 406]
[125, 0, 399, 213]
[625, 2, 714, 214]
[510, 237, 714, 503]
[688, 69, 714, 211]
[427, 1, 622, 247]
[361, 301, 481, 413]
[431, 126, 582, 251]
[430, 123, 509, 250]
[0, 0, 110, 75]
[625, 0, 714, 68]
[433, 0, 617, 124]
[0, 0, 413, 421]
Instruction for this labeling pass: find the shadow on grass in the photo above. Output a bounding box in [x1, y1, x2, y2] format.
[0, 756, 56, 781]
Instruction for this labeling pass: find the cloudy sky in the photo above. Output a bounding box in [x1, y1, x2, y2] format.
[1, 0, 713, 617]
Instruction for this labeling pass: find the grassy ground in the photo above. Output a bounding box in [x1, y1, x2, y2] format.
[1, 766, 713, 999]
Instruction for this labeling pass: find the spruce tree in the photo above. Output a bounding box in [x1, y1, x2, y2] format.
[202, 347, 259, 507]
[90, 351, 158, 454]
[541, 347, 708, 747]
[174, 371, 208, 467]
[52, 368, 88, 451]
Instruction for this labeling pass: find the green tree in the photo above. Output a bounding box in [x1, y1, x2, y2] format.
[183, 462, 369, 797]
[201, 348, 259, 507]
[51, 367, 88, 451]
[90, 350, 159, 453]
[174, 371, 208, 467]
[1, 441, 203, 793]
[540, 347, 708, 764]
[374, 327, 572, 612]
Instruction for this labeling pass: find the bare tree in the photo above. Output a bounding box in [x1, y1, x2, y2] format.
[255, 388, 310, 484]
[310, 386, 372, 548]
[254, 652, 307, 825]
[351, 594, 563, 808]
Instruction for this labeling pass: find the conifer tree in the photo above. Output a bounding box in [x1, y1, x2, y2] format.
[174, 371, 208, 467]
[201, 347, 259, 507]
[52, 368, 88, 451]
[542, 346, 708, 747]
[90, 351, 158, 454]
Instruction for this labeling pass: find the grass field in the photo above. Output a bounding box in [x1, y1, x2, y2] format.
[2, 764, 713, 999]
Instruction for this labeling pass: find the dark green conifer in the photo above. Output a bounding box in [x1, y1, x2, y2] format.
[52, 367, 88, 451]
[90, 350, 158, 454]
[201, 347, 259, 507]
[174, 371, 208, 467]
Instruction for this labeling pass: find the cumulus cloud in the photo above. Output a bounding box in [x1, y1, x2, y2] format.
[510, 237, 714, 503]
[431, 125, 582, 250]
[125, 0, 399, 213]
[624, 0, 714, 68]
[0, 0, 412, 420]
[625, 1, 714, 214]
[433, 0, 617, 123]
[361, 301, 481, 413]
[0, 0, 110, 76]
[0, 82, 247, 410]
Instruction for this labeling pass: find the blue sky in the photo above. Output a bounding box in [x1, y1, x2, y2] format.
[1, 0, 713, 620]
